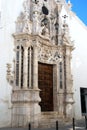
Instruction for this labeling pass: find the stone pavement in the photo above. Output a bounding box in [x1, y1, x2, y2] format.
[0, 119, 87, 130]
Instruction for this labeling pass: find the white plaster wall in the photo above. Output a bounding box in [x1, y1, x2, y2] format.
[69, 15, 87, 119]
[61, 6, 87, 119]
[0, 0, 24, 127]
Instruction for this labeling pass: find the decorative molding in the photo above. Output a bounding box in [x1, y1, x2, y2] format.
[6, 63, 14, 85]
[38, 43, 62, 63]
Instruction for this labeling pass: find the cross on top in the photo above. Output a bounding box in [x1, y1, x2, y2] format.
[62, 14, 68, 24]
[62, 14, 68, 19]
[62, 14, 68, 33]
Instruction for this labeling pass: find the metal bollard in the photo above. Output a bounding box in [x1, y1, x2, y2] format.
[85, 116, 87, 129]
[56, 121, 58, 130]
[73, 118, 75, 130]
[28, 123, 31, 130]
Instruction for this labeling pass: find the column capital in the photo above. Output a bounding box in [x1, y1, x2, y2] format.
[23, 45, 28, 50]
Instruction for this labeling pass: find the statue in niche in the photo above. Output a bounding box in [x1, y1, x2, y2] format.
[40, 16, 50, 39]
[20, 0, 31, 33]
[23, 0, 29, 12]
[41, 25, 49, 38]
[23, 20, 31, 34]
[17, 12, 25, 21]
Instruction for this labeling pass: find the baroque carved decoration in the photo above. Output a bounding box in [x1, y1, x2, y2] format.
[6, 63, 14, 85]
[38, 44, 62, 63]
[16, 11, 32, 34]
[15, 0, 32, 34]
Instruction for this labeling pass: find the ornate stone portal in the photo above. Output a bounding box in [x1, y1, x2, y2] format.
[6, 0, 74, 127]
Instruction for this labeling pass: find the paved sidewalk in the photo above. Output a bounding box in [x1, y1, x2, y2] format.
[0, 119, 87, 130]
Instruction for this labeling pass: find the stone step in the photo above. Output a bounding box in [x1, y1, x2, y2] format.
[38, 123, 56, 128]
[38, 112, 66, 128]
[38, 119, 66, 128]
[41, 111, 59, 116]
[38, 119, 71, 128]
[40, 112, 63, 120]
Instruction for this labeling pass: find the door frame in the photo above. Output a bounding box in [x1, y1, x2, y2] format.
[38, 62, 58, 112]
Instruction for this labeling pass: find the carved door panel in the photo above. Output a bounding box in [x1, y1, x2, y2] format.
[38, 62, 53, 111]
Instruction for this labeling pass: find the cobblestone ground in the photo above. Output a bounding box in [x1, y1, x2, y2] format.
[0, 119, 87, 130]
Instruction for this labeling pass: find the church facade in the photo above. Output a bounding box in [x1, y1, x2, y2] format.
[6, 0, 74, 127]
[1, 0, 87, 128]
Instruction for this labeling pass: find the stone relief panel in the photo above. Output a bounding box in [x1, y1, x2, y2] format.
[38, 43, 62, 64]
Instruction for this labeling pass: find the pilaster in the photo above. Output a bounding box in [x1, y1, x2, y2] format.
[65, 46, 74, 118]
[65, 46, 72, 93]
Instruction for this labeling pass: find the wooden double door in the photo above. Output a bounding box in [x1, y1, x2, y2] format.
[38, 62, 53, 111]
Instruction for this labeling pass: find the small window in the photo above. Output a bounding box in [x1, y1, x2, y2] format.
[80, 87, 86, 115]
[21, 46, 24, 88]
[16, 51, 19, 86]
[59, 62, 63, 89]
[42, 5, 49, 15]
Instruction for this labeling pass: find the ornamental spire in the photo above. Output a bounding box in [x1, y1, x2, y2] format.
[68, 0, 72, 10]
[56, 0, 66, 4]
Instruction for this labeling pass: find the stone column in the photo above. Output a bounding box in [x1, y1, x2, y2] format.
[65, 46, 74, 118]
[33, 46, 38, 89]
[15, 47, 20, 88]
[23, 46, 28, 89]
[19, 48, 22, 88]
[65, 47, 72, 92]
[14, 48, 17, 88]
[29, 47, 32, 88]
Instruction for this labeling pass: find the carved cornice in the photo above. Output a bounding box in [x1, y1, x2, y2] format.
[13, 33, 32, 40]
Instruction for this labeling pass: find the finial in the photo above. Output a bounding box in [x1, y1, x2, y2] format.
[62, 14, 68, 34]
[32, 0, 39, 4]
[23, 0, 28, 11]
[56, 0, 65, 4]
[56, 0, 60, 2]
[68, 0, 72, 10]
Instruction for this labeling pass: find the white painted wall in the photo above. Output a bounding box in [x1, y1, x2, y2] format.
[70, 15, 87, 119]
[0, 0, 24, 127]
[61, 6, 87, 119]
[0, 0, 87, 127]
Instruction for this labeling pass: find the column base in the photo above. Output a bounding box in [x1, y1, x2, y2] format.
[65, 93, 74, 118]
[11, 89, 41, 127]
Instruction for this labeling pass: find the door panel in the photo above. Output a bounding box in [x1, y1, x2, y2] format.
[38, 62, 53, 111]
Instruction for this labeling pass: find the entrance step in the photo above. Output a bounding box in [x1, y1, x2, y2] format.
[38, 112, 67, 128]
